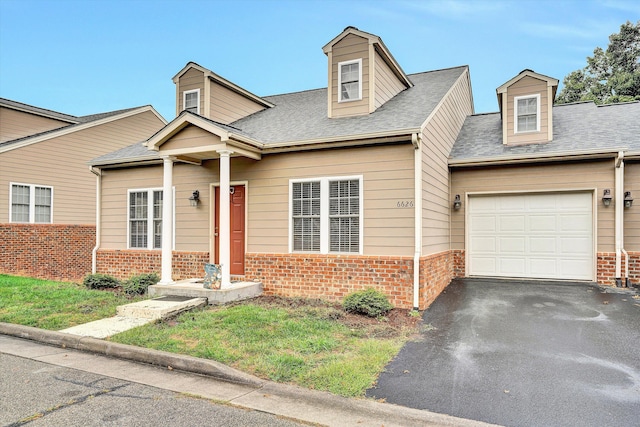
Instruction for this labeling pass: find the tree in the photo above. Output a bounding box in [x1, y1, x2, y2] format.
[556, 21, 640, 105]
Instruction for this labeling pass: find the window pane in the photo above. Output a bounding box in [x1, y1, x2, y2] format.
[340, 62, 359, 100]
[329, 179, 360, 253]
[153, 191, 163, 249]
[292, 181, 321, 251]
[129, 191, 148, 248]
[34, 187, 51, 223]
[11, 184, 30, 222]
[185, 91, 198, 113]
[517, 97, 537, 132]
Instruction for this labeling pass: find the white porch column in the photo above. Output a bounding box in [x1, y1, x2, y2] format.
[218, 149, 233, 288]
[160, 156, 174, 284]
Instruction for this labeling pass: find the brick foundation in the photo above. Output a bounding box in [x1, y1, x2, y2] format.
[245, 253, 415, 308]
[0, 223, 95, 281]
[628, 251, 640, 286]
[96, 249, 209, 281]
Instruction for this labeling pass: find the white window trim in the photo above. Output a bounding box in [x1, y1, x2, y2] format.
[514, 94, 540, 133]
[288, 175, 363, 255]
[9, 182, 54, 224]
[127, 187, 175, 250]
[337, 58, 362, 103]
[183, 89, 200, 115]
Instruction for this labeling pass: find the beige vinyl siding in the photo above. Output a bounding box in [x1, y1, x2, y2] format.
[374, 53, 405, 109]
[99, 144, 415, 255]
[177, 68, 205, 114]
[421, 69, 474, 255]
[0, 111, 165, 224]
[160, 125, 222, 152]
[505, 76, 549, 145]
[209, 80, 266, 124]
[450, 160, 615, 253]
[624, 161, 639, 250]
[330, 33, 370, 118]
[0, 107, 71, 143]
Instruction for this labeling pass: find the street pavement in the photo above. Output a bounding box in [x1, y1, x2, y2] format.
[0, 331, 494, 427]
[367, 279, 640, 427]
[1, 353, 301, 427]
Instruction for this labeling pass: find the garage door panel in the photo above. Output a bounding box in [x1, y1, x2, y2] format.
[529, 258, 558, 276]
[468, 192, 594, 280]
[470, 216, 496, 232]
[500, 258, 526, 275]
[499, 215, 526, 232]
[529, 215, 557, 232]
[529, 237, 556, 253]
[499, 237, 525, 253]
[470, 257, 497, 275]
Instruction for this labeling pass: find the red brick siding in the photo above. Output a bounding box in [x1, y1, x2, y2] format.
[597, 252, 617, 286]
[0, 224, 95, 281]
[419, 251, 454, 308]
[628, 251, 640, 286]
[245, 253, 415, 308]
[452, 249, 465, 278]
[96, 250, 208, 281]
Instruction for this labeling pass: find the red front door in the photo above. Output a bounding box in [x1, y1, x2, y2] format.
[214, 185, 245, 275]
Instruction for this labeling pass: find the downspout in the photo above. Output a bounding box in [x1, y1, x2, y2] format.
[90, 166, 102, 274]
[614, 151, 625, 287]
[412, 133, 422, 310]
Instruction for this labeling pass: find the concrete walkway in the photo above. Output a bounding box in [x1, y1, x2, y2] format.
[0, 324, 496, 427]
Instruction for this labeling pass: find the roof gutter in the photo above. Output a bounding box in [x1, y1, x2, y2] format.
[449, 148, 625, 168]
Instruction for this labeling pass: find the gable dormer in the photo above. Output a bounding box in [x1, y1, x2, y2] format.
[322, 27, 412, 119]
[496, 69, 558, 145]
[172, 62, 274, 124]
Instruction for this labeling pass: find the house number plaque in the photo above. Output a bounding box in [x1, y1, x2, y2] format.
[396, 200, 414, 208]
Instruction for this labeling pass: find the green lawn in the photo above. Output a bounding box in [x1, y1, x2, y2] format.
[0, 275, 420, 397]
[0, 275, 143, 330]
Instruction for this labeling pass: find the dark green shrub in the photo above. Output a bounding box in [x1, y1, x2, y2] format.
[122, 273, 159, 296]
[83, 274, 121, 290]
[343, 288, 393, 317]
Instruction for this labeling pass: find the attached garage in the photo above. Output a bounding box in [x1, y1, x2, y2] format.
[467, 192, 594, 281]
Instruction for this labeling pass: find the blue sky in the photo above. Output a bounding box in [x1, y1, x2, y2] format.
[1, 0, 638, 120]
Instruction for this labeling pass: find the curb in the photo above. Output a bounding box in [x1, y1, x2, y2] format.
[0, 322, 264, 388]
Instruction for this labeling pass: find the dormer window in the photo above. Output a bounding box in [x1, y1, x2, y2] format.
[338, 59, 362, 102]
[183, 89, 200, 114]
[515, 94, 540, 133]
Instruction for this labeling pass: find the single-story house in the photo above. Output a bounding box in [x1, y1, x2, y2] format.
[89, 27, 639, 309]
[0, 98, 166, 280]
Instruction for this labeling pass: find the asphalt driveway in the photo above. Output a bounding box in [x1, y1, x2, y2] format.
[367, 278, 640, 427]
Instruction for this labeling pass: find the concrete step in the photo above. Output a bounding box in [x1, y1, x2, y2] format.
[149, 280, 263, 305]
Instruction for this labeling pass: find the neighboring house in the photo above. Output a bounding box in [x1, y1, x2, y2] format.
[0, 98, 167, 280]
[450, 70, 640, 288]
[88, 28, 638, 310]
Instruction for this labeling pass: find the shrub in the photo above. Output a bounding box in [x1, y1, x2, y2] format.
[122, 273, 159, 296]
[343, 288, 393, 318]
[83, 274, 121, 290]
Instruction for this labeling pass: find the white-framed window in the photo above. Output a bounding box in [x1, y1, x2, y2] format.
[514, 94, 540, 133]
[183, 89, 200, 114]
[10, 183, 53, 223]
[338, 59, 362, 102]
[290, 176, 363, 254]
[128, 188, 164, 249]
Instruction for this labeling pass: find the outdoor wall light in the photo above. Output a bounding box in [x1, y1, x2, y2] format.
[602, 189, 612, 207]
[189, 190, 200, 207]
[453, 194, 462, 210]
[624, 191, 633, 208]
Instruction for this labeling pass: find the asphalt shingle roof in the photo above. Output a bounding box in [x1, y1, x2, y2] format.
[450, 101, 640, 163]
[232, 67, 467, 144]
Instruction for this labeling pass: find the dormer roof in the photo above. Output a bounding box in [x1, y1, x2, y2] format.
[322, 26, 413, 89]
[496, 69, 558, 115]
[172, 61, 275, 109]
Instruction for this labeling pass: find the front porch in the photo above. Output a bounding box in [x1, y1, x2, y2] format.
[149, 278, 263, 305]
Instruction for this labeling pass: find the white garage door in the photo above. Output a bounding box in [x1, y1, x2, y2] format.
[468, 192, 594, 280]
